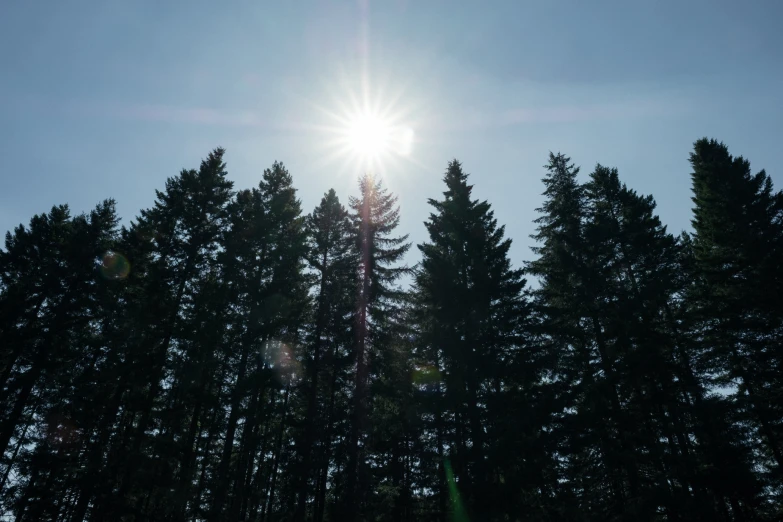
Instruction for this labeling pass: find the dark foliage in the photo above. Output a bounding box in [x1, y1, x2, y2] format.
[1, 139, 781, 521]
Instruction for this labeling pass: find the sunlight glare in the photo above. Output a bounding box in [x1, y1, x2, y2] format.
[347, 112, 391, 159]
[344, 112, 415, 164]
[305, 71, 424, 177]
[395, 126, 414, 156]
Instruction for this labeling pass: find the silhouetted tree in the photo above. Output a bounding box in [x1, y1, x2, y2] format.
[0, 201, 121, 519]
[687, 138, 783, 506]
[415, 160, 534, 521]
[343, 174, 410, 522]
[208, 161, 310, 521]
[2, 141, 782, 521]
[292, 189, 357, 522]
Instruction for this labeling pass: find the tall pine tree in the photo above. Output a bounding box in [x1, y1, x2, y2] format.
[344, 174, 410, 522]
[688, 138, 783, 499]
[209, 161, 310, 521]
[0, 201, 121, 519]
[415, 160, 532, 521]
[294, 189, 357, 522]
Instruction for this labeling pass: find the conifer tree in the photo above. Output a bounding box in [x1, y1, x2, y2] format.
[415, 160, 532, 520]
[209, 161, 310, 521]
[585, 164, 763, 518]
[0, 201, 121, 519]
[365, 306, 417, 521]
[293, 189, 357, 522]
[4, 139, 783, 521]
[688, 138, 783, 495]
[527, 153, 648, 519]
[88, 149, 233, 519]
[344, 174, 410, 522]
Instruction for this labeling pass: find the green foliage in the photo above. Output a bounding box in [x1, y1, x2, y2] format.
[688, 138, 783, 507]
[1, 140, 781, 521]
[414, 160, 534, 520]
[344, 174, 411, 521]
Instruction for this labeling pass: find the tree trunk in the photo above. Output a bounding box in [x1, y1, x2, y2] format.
[0, 404, 35, 492]
[315, 341, 341, 522]
[263, 383, 291, 520]
[246, 392, 276, 521]
[0, 362, 43, 458]
[346, 291, 368, 522]
[116, 252, 197, 507]
[210, 330, 254, 519]
[590, 315, 641, 497]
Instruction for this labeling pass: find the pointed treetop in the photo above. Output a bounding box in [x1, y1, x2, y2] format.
[689, 137, 783, 244]
[260, 161, 295, 195]
[542, 152, 580, 192]
[200, 147, 226, 172]
[440, 159, 474, 203]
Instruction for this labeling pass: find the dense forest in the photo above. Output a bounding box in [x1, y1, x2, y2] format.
[1, 138, 782, 521]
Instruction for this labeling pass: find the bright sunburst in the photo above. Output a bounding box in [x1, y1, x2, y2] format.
[346, 112, 391, 158]
[344, 111, 414, 163]
[302, 71, 422, 178]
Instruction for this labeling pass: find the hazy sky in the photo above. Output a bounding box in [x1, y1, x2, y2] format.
[2, 0, 782, 269]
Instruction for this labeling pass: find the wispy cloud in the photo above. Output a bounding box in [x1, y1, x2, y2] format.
[500, 100, 669, 125]
[70, 101, 268, 128]
[429, 98, 684, 133]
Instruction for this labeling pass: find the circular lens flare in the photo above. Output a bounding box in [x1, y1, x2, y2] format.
[100, 251, 130, 280]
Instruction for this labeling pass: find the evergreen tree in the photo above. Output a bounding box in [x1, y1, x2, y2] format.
[209, 161, 310, 521]
[3, 139, 783, 521]
[294, 189, 357, 522]
[0, 201, 122, 519]
[528, 153, 653, 520]
[414, 160, 533, 521]
[88, 149, 233, 519]
[344, 174, 410, 522]
[586, 164, 763, 519]
[688, 138, 783, 499]
[365, 306, 417, 522]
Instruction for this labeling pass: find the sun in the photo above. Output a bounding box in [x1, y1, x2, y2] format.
[346, 112, 392, 159]
[341, 110, 414, 167]
[302, 70, 423, 177]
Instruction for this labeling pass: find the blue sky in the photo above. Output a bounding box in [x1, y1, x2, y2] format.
[2, 0, 782, 269]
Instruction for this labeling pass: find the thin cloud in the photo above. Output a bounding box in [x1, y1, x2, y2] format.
[501, 101, 666, 125]
[429, 98, 684, 133]
[71, 101, 268, 128]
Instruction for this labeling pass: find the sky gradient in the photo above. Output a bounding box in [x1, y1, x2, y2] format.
[2, 0, 782, 268]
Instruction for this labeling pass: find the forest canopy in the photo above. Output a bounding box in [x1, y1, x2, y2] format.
[1, 138, 782, 521]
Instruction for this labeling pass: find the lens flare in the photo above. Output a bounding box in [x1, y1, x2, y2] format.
[444, 458, 469, 522]
[412, 364, 441, 389]
[263, 340, 301, 383]
[100, 251, 130, 280]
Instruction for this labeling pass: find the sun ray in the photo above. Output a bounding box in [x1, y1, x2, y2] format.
[281, 57, 427, 180]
